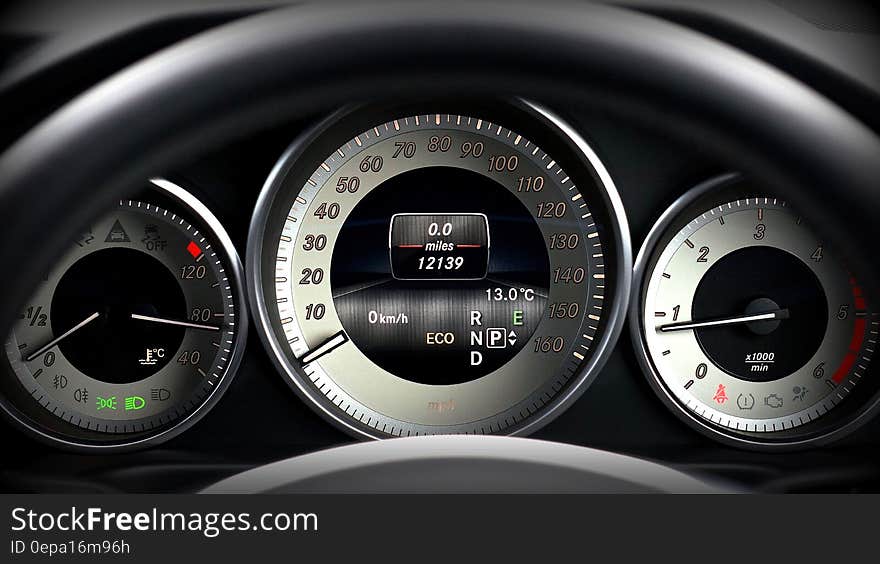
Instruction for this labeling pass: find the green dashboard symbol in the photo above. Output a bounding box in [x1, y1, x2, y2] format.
[96, 396, 117, 410]
[125, 396, 146, 411]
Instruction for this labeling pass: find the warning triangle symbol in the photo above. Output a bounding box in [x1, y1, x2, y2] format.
[104, 219, 131, 243]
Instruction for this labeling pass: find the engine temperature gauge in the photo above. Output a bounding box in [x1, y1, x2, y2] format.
[633, 175, 877, 448]
[1, 179, 246, 450]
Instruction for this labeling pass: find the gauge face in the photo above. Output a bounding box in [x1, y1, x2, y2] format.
[250, 104, 630, 438]
[635, 178, 877, 446]
[1, 180, 245, 449]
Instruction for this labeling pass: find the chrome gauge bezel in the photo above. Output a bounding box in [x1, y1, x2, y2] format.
[0, 178, 248, 452]
[247, 100, 632, 440]
[631, 173, 880, 450]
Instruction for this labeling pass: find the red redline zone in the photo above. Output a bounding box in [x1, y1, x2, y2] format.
[832, 281, 868, 384]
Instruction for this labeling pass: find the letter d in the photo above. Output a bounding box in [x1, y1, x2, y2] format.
[470, 351, 483, 366]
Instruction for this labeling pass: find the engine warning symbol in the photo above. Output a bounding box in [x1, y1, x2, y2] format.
[764, 394, 784, 409]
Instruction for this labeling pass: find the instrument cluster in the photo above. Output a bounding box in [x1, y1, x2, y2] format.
[2, 100, 878, 452]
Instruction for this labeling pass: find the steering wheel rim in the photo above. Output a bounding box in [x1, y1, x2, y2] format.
[202, 435, 730, 493]
[1, 1, 879, 461]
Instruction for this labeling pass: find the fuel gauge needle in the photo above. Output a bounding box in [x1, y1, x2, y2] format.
[300, 330, 349, 365]
[25, 312, 100, 361]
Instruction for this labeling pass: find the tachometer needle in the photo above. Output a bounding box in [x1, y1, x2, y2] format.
[300, 330, 349, 365]
[25, 312, 100, 361]
[130, 313, 221, 332]
[658, 309, 789, 332]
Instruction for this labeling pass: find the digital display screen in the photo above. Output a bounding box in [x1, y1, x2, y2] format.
[330, 166, 550, 384]
[389, 213, 490, 280]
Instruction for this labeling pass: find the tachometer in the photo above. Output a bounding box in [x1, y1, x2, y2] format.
[249, 102, 631, 438]
[0, 179, 246, 450]
[632, 174, 878, 449]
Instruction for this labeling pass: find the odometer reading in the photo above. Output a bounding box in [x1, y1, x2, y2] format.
[254, 107, 629, 438]
[389, 213, 489, 280]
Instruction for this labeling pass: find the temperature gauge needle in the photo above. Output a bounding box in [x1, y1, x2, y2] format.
[658, 308, 789, 332]
[130, 313, 221, 332]
[300, 330, 349, 365]
[25, 312, 100, 361]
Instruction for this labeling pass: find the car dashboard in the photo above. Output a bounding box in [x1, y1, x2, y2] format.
[1, 0, 879, 494]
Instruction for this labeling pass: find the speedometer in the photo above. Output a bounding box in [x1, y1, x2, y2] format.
[248, 102, 631, 438]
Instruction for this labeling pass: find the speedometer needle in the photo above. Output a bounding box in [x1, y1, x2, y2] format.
[25, 312, 100, 361]
[300, 330, 349, 365]
[658, 309, 789, 332]
[130, 313, 221, 332]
